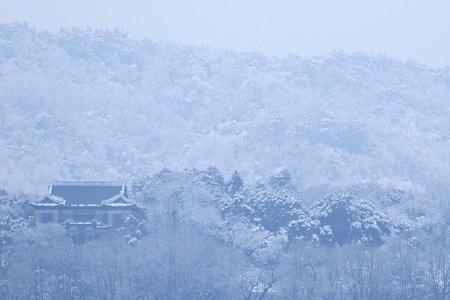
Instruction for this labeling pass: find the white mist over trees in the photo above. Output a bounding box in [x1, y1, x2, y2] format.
[2, 23, 450, 300]
[1, 23, 450, 198]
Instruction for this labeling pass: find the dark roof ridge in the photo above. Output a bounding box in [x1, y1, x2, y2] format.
[52, 180, 123, 187]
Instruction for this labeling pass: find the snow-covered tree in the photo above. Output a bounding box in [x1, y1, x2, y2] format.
[226, 171, 244, 196]
[310, 191, 391, 246]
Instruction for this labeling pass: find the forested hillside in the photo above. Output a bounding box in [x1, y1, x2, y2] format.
[1, 23, 450, 299]
[1, 23, 450, 199]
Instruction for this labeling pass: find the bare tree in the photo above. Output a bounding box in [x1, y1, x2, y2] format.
[425, 226, 450, 300]
[240, 262, 276, 300]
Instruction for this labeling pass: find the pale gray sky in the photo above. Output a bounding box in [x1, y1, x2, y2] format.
[1, 0, 450, 67]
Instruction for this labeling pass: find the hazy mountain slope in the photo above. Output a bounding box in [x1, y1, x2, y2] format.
[1, 23, 450, 196]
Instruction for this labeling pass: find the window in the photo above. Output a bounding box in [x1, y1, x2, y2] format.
[41, 212, 54, 223]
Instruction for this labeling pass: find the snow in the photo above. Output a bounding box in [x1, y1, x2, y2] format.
[0, 17, 450, 300]
[101, 193, 134, 206]
[1, 23, 450, 198]
[310, 191, 391, 246]
[33, 194, 66, 206]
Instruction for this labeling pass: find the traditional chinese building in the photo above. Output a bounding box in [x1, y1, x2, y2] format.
[31, 181, 140, 242]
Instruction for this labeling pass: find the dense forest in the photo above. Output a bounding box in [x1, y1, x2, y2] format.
[1, 23, 450, 196]
[1, 167, 450, 300]
[1, 23, 450, 299]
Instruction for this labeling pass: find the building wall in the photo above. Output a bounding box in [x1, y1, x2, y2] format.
[34, 207, 135, 226]
[34, 209, 58, 223]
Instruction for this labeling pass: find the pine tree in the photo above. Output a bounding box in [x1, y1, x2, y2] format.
[226, 171, 244, 196]
[268, 169, 291, 189]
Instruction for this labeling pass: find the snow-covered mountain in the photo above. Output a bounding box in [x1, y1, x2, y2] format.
[1, 23, 450, 202]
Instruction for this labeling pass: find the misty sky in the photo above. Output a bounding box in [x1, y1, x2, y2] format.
[1, 0, 450, 68]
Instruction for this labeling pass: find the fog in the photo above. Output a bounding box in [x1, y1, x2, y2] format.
[1, 2, 450, 300]
[1, 0, 450, 67]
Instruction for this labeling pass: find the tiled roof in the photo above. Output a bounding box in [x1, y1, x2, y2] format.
[33, 181, 131, 206]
